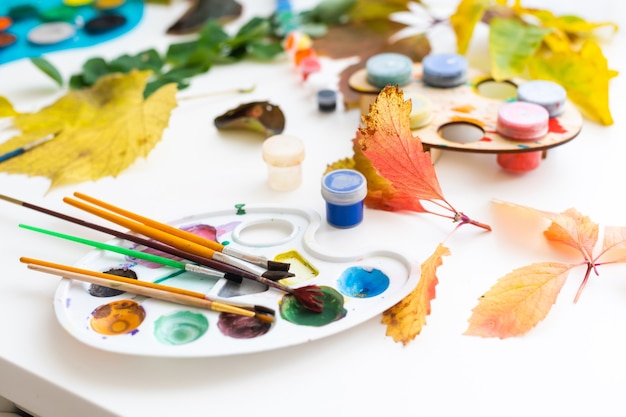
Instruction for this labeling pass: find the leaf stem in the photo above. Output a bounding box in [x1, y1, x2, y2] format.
[455, 212, 492, 232]
[573, 262, 594, 303]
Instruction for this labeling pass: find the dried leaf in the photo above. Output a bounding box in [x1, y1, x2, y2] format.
[0, 71, 178, 190]
[449, 0, 490, 54]
[465, 262, 572, 338]
[493, 201, 598, 262]
[167, 0, 242, 35]
[213, 101, 285, 137]
[529, 40, 615, 125]
[0, 96, 18, 117]
[358, 86, 444, 203]
[382, 243, 450, 344]
[542, 208, 598, 262]
[488, 17, 550, 81]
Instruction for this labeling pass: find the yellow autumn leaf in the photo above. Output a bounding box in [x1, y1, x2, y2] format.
[0, 70, 178, 190]
[0, 96, 19, 117]
[449, 0, 490, 55]
[529, 40, 615, 125]
[382, 243, 450, 344]
[465, 262, 572, 338]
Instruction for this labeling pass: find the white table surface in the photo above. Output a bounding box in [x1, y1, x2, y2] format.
[1, 1, 626, 416]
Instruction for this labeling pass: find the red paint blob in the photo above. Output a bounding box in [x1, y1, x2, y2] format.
[548, 118, 567, 134]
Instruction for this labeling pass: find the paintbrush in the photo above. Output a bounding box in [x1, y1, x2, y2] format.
[19, 223, 278, 314]
[0, 133, 57, 164]
[3, 195, 322, 312]
[63, 196, 324, 312]
[0, 194, 287, 283]
[63, 196, 294, 281]
[72, 192, 290, 272]
[19, 223, 240, 283]
[21, 257, 275, 323]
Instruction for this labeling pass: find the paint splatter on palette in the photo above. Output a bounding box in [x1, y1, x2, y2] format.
[54, 205, 419, 357]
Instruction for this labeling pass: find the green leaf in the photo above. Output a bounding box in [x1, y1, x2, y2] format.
[489, 17, 551, 80]
[81, 57, 113, 85]
[30, 57, 63, 86]
[198, 20, 230, 47]
[248, 41, 284, 60]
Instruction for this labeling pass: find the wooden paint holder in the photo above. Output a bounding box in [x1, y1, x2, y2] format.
[348, 63, 583, 171]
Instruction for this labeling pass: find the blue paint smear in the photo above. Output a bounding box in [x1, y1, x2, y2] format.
[0, 0, 144, 64]
[337, 266, 390, 298]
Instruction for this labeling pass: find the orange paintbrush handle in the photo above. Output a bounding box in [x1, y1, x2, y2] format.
[73, 191, 225, 253]
[62, 197, 268, 277]
[63, 196, 220, 260]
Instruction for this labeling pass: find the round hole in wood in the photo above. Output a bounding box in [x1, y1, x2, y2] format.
[438, 122, 485, 144]
[476, 79, 517, 100]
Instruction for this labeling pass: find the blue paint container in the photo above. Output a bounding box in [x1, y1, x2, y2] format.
[422, 53, 467, 88]
[366, 53, 413, 88]
[321, 169, 367, 228]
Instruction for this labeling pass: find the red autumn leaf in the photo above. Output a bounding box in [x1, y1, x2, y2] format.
[355, 85, 490, 231]
[382, 243, 450, 344]
[465, 262, 572, 338]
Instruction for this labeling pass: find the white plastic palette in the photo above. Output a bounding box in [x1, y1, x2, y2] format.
[54, 205, 419, 357]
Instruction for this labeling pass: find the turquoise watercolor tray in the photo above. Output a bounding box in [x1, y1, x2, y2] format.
[54, 205, 420, 357]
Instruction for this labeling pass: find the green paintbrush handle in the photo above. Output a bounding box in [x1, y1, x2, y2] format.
[19, 223, 187, 270]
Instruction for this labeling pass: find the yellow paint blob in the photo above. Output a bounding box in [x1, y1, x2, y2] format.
[90, 300, 146, 336]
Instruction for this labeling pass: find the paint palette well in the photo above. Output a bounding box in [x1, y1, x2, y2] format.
[54, 205, 419, 357]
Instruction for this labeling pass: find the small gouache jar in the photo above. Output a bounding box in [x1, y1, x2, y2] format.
[262, 134, 305, 191]
[517, 80, 567, 118]
[496, 101, 549, 141]
[366, 53, 413, 88]
[321, 169, 367, 228]
[405, 92, 433, 129]
[422, 53, 468, 88]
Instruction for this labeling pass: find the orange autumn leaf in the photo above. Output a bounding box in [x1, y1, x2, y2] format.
[382, 243, 450, 344]
[352, 137, 425, 212]
[465, 262, 572, 338]
[354, 85, 490, 231]
[542, 208, 598, 262]
[358, 85, 443, 202]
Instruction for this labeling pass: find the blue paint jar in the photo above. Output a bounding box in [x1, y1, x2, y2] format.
[366, 53, 413, 88]
[321, 169, 367, 228]
[422, 52, 467, 88]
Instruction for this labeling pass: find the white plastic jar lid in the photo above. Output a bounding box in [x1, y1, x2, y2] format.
[321, 169, 367, 205]
[262, 134, 305, 167]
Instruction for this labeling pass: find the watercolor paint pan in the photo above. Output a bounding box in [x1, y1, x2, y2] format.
[53, 205, 419, 357]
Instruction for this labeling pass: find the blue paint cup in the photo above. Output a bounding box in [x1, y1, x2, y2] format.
[321, 169, 367, 228]
[422, 52, 467, 88]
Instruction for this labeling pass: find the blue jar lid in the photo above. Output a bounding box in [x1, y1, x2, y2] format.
[366, 53, 413, 89]
[422, 53, 467, 88]
[321, 169, 367, 205]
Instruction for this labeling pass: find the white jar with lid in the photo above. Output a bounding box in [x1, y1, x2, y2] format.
[262, 134, 305, 191]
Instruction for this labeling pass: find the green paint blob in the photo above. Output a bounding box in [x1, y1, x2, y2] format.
[154, 311, 209, 345]
[280, 286, 346, 327]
